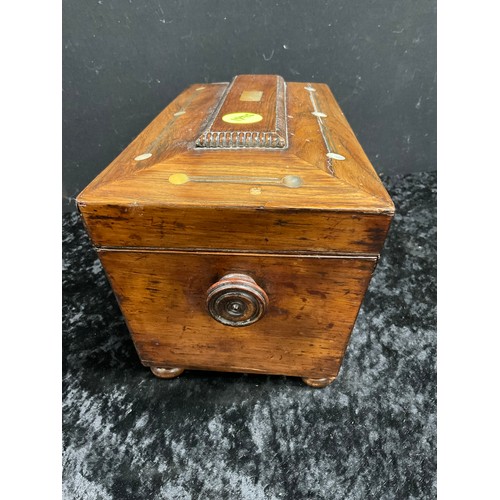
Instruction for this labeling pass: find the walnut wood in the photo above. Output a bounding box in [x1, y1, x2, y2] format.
[98, 249, 377, 380]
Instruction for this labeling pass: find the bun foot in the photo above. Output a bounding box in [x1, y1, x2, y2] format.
[150, 366, 184, 379]
[302, 376, 336, 388]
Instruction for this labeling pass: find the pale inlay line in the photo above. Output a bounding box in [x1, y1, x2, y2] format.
[134, 153, 152, 161]
[305, 84, 346, 173]
[168, 173, 303, 188]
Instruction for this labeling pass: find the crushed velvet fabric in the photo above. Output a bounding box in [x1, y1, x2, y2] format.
[63, 171, 436, 499]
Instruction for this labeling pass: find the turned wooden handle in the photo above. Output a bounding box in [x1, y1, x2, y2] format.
[206, 273, 269, 327]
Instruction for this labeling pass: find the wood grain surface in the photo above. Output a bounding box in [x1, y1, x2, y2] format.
[196, 74, 288, 148]
[77, 76, 394, 254]
[99, 249, 378, 379]
[79, 204, 392, 255]
[76, 75, 395, 382]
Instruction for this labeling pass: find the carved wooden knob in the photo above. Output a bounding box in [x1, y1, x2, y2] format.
[206, 273, 269, 327]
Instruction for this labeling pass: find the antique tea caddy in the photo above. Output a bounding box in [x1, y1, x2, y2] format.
[77, 75, 394, 388]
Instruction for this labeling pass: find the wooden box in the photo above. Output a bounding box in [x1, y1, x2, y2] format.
[76, 74, 394, 388]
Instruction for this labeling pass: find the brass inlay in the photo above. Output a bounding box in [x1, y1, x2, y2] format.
[168, 173, 190, 185]
[168, 173, 302, 188]
[240, 90, 263, 102]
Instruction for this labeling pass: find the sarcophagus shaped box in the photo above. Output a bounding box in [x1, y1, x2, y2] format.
[77, 74, 394, 388]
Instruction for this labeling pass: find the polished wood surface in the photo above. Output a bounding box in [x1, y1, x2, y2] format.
[77, 76, 394, 254]
[76, 75, 395, 385]
[98, 249, 377, 380]
[206, 273, 269, 327]
[196, 74, 288, 148]
[79, 205, 392, 255]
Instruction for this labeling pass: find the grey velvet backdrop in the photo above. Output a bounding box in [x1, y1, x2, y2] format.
[62, 0, 436, 211]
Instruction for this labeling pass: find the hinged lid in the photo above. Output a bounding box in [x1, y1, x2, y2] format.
[77, 75, 394, 254]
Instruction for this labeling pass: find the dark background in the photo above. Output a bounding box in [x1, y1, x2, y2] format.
[62, 0, 436, 212]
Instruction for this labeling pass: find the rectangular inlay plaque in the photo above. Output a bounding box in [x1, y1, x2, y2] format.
[240, 90, 263, 102]
[196, 74, 287, 149]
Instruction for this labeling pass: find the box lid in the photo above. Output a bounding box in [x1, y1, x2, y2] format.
[77, 75, 394, 254]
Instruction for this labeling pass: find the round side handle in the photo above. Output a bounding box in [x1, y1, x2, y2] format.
[206, 273, 269, 327]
